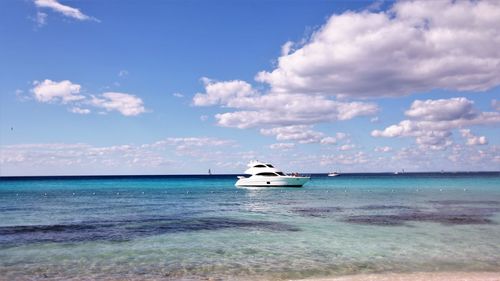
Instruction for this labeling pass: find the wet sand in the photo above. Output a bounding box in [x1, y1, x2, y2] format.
[293, 271, 500, 281]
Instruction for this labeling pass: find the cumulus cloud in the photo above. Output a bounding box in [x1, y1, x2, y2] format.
[155, 137, 235, 148]
[493, 99, 500, 111]
[193, 78, 258, 107]
[319, 151, 369, 166]
[35, 11, 48, 26]
[389, 144, 500, 171]
[404, 97, 477, 121]
[90, 92, 146, 116]
[34, 0, 97, 21]
[281, 41, 294, 56]
[460, 129, 488, 146]
[32, 79, 85, 103]
[372, 97, 500, 149]
[260, 125, 347, 145]
[320, 137, 337, 145]
[188, 0, 500, 131]
[269, 143, 295, 150]
[256, 0, 500, 98]
[29, 79, 147, 117]
[0, 136, 242, 176]
[375, 146, 393, 152]
[339, 144, 355, 151]
[69, 107, 91, 114]
[260, 125, 324, 144]
[118, 70, 128, 77]
[0, 143, 170, 174]
[195, 79, 378, 129]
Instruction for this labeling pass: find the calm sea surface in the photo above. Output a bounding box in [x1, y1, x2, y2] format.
[1, 173, 499, 280]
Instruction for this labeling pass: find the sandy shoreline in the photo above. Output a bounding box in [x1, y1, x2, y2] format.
[292, 271, 500, 281]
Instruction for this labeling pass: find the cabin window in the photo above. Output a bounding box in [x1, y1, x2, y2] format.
[276, 172, 285, 176]
[266, 164, 274, 168]
[256, 172, 278, 176]
[253, 164, 266, 168]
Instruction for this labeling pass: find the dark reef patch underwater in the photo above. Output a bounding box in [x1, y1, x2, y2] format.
[343, 200, 500, 226]
[0, 216, 299, 247]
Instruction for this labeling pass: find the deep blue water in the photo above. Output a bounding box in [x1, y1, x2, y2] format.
[0, 173, 499, 280]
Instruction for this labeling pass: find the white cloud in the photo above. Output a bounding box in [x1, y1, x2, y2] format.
[162, 137, 235, 148]
[372, 97, 500, 149]
[118, 70, 128, 77]
[195, 79, 378, 129]
[0, 143, 170, 175]
[260, 125, 346, 145]
[30, 79, 147, 117]
[493, 99, 500, 111]
[32, 79, 85, 103]
[35, 11, 48, 26]
[390, 144, 500, 171]
[173, 92, 184, 98]
[69, 107, 91, 115]
[260, 125, 324, 144]
[335, 132, 348, 140]
[320, 137, 337, 145]
[339, 144, 355, 151]
[147, 137, 236, 157]
[193, 79, 257, 107]
[269, 143, 295, 150]
[90, 92, 146, 116]
[375, 146, 392, 152]
[255, 0, 500, 98]
[281, 41, 294, 56]
[404, 97, 476, 121]
[319, 151, 369, 166]
[34, 0, 97, 21]
[460, 129, 488, 146]
[0, 136, 243, 176]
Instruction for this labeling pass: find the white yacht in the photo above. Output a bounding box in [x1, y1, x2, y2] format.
[328, 171, 340, 177]
[235, 161, 309, 187]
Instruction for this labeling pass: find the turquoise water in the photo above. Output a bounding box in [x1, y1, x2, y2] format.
[1, 173, 499, 280]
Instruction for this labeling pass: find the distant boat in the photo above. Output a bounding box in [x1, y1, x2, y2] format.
[208, 169, 212, 175]
[328, 171, 340, 177]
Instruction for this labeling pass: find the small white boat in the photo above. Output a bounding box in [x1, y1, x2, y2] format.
[328, 171, 340, 177]
[235, 161, 309, 187]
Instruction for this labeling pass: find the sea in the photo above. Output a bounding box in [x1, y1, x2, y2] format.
[0, 172, 499, 280]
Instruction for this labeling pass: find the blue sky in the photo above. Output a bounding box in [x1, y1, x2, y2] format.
[1, 0, 499, 176]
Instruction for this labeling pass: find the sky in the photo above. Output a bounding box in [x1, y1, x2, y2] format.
[0, 0, 499, 176]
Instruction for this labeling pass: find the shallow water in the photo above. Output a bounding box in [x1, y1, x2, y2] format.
[1, 173, 499, 280]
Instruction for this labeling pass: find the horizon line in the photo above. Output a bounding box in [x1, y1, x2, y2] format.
[1, 171, 499, 179]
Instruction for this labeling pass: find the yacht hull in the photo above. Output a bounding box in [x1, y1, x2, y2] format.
[235, 176, 309, 187]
